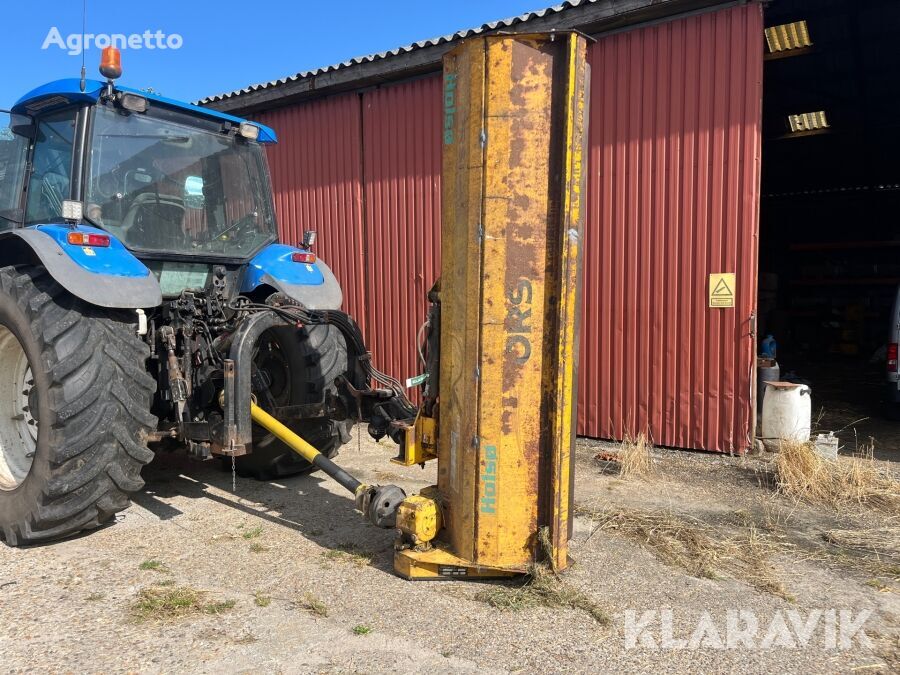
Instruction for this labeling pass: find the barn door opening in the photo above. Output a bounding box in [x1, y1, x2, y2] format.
[758, 0, 900, 460]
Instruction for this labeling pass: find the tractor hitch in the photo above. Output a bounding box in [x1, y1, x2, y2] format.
[213, 303, 416, 529]
[217, 309, 291, 456]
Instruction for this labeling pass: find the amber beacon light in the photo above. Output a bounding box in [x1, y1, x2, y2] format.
[99, 46, 123, 80]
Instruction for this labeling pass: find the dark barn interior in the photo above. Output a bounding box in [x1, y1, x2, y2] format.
[759, 0, 900, 456]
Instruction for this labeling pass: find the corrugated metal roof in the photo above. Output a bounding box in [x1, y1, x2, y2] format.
[198, 0, 706, 107]
[199, 1, 591, 105]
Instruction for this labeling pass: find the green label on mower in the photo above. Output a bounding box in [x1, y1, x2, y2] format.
[405, 373, 429, 389]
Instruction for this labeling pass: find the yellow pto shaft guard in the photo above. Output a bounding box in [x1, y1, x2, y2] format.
[249, 401, 363, 495]
[250, 402, 319, 464]
[248, 401, 407, 529]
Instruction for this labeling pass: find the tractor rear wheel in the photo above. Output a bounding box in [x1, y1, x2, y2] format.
[0, 266, 156, 545]
[233, 324, 353, 480]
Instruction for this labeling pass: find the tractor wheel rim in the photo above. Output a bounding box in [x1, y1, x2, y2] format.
[0, 326, 37, 490]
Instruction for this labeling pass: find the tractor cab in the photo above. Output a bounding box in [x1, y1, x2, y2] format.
[0, 50, 336, 310]
[2, 73, 278, 265]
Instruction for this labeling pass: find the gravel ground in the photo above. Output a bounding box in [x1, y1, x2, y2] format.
[0, 428, 897, 674]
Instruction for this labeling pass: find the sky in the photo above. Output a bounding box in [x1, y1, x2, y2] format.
[0, 0, 552, 108]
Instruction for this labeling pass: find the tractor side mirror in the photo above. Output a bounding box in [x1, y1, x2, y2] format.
[0, 109, 34, 141]
[10, 117, 34, 141]
[301, 230, 317, 249]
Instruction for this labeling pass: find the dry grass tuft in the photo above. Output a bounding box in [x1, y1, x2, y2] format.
[618, 433, 654, 479]
[296, 592, 328, 617]
[475, 528, 610, 625]
[474, 564, 611, 625]
[577, 505, 791, 600]
[131, 585, 236, 623]
[773, 440, 900, 511]
[823, 527, 900, 560]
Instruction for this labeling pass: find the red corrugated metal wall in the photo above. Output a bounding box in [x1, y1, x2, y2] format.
[256, 2, 763, 453]
[361, 77, 443, 387]
[579, 3, 763, 452]
[255, 95, 368, 333]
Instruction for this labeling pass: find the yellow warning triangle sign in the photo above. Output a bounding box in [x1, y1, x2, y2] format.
[712, 278, 732, 296]
[709, 273, 735, 308]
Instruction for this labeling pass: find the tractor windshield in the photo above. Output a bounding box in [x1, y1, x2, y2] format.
[86, 104, 276, 259]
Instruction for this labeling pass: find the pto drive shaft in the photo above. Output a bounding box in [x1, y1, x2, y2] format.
[248, 402, 406, 528]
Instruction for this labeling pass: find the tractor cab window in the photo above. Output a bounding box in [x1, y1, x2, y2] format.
[86, 104, 276, 259]
[0, 112, 31, 228]
[24, 109, 76, 225]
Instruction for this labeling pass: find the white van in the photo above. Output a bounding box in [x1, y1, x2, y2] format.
[889, 284, 900, 418]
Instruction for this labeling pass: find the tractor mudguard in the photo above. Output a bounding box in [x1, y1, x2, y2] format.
[241, 243, 343, 310]
[0, 226, 162, 309]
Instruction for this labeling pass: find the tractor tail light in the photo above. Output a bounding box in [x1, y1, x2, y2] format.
[291, 252, 316, 264]
[888, 343, 898, 373]
[67, 232, 111, 248]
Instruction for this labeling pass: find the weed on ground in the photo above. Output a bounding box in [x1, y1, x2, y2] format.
[242, 526, 264, 540]
[473, 527, 612, 624]
[823, 527, 900, 559]
[131, 586, 236, 623]
[822, 526, 900, 583]
[474, 563, 612, 625]
[295, 592, 328, 617]
[321, 543, 372, 567]
[138, 559, 169, 573]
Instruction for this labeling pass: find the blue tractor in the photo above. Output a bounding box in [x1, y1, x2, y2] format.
[0, 50, 415, 545]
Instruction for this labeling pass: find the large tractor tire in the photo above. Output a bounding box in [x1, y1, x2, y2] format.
[0, 266, 156, 545]
[234, 324, 353, 480]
